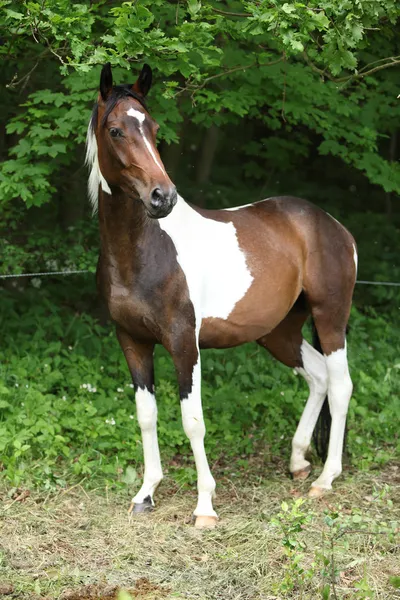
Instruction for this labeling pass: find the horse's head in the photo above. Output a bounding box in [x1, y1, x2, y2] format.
[87, 63, 177, 218]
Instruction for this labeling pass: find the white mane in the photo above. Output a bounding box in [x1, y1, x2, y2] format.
[85, 122, 111, 213]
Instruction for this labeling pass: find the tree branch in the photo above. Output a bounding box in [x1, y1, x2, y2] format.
[179, 56, 284, 97]
[303, 51, 400, 84]
[211, 8, 250, 18]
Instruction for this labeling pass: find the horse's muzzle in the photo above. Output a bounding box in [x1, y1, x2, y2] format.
[147, 186, 177, 219]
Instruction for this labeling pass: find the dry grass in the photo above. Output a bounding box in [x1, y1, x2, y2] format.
[0, 462, 399, 600]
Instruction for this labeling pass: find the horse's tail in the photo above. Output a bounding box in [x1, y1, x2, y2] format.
[311, 319, 331, 462]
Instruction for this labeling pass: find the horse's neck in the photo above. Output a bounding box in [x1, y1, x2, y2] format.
[98, 191, 155, 280]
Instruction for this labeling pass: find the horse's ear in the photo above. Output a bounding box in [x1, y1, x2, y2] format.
[100, 63, 113, 101]
[132, 64, 152, 98]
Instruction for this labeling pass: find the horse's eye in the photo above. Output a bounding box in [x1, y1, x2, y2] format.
[109, 128, 123, 138]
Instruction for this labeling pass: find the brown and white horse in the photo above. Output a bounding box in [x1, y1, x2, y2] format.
[87, 64, 357, 528]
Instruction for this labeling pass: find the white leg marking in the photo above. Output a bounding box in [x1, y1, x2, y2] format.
[311, 343, 353, 491]
[290, 341, 328, 473]
[181, 359, 217, 518]
[126, 108, 167, 176]
[132, 387, 163, 504]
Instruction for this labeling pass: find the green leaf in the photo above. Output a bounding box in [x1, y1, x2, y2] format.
[322, 583, 330, 600]
[188, 0, 201, 18]
[389, 577, 400, 589]
[121, 466, 137, 485]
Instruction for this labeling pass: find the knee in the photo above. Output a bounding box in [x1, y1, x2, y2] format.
[313, 369, 329, 394]
[328, 375, 353, 416]
[137, 405, 157, 431]
[182, 414, 206, 439]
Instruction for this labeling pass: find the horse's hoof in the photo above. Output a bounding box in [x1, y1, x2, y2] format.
[128, 495, 153, 515]
[308, 485, 328, 499]
[292, 465, 312, 481]
[194, 515, 218, 529]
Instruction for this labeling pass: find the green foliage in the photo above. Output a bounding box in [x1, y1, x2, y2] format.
[270, 487, 398, 598]
[0, 280, 398, 489]
[1, 0, 400, 208]
[271, 498, 315, 594]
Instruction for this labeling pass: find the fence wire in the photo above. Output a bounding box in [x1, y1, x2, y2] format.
[0, 270, 399, 286]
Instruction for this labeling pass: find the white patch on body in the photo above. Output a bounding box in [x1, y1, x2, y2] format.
[158, 196, 254, 322]
[85, 123, 111, 212]
[353, 243, 358, 273]
[311, 343, 352, 491]
[126, 107, 166, 175]
[291, 340, 328, 473]
[132, 386, 163, 504]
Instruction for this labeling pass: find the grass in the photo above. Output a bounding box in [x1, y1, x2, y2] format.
[0, 459, 399, 600]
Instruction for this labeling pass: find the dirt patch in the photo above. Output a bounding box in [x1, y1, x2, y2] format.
[59, 578, 170, 599]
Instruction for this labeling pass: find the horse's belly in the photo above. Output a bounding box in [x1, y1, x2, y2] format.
[199, 305, 288, 349]
[198, 268, 302, 349]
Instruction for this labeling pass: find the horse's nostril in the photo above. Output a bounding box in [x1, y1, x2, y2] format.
[151, 188, 164, 205]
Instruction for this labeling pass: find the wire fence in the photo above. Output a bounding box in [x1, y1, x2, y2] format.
[0, 270, 399, 286]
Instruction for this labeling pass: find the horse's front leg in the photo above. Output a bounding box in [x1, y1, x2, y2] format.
[169, 334, 217, 529]
[116, 328, 163, 513]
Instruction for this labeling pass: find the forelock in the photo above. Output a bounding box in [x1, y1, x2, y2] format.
[100, 85, 147, 127]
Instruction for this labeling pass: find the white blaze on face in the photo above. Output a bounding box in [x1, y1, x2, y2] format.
[126, 108, 166, 176]
[158, 196, 254, 323]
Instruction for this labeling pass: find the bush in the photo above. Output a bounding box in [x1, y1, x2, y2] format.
[0, 281, 398, 489]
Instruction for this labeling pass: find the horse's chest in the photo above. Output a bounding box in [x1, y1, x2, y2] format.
[158, 203, 253, 324]
[100, 275, 160, 341]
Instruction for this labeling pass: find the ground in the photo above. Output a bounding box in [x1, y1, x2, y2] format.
[0, 460, 399, 600]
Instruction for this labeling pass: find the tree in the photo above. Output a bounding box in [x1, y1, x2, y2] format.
[0, 1, 399, 275]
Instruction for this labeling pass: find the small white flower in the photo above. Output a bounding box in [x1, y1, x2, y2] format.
[280, 391, 285, 396]
[62, 395, 67, 401]
[100, 366, 104, 371]
[44, 363, 48, 367]
[129, 383, 134, 389]
[92, 387, 97, 393]
[82, 383, 87, 389]
[15, 383, 19, 388]
[21, 402, 24, 407]
[68, 345, 73, 350]
[117, 387, 123, 393]
[25, 384, 28, 388]
[129, 415, 134, 419]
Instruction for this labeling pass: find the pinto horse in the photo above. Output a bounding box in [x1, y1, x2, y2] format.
[87, 63, 357, 529]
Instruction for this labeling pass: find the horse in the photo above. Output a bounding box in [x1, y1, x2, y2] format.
[86, 63, 357, 529]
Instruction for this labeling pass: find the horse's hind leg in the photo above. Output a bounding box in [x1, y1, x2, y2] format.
[307, 315, 353, 498]
[257, 303, 328, 481]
